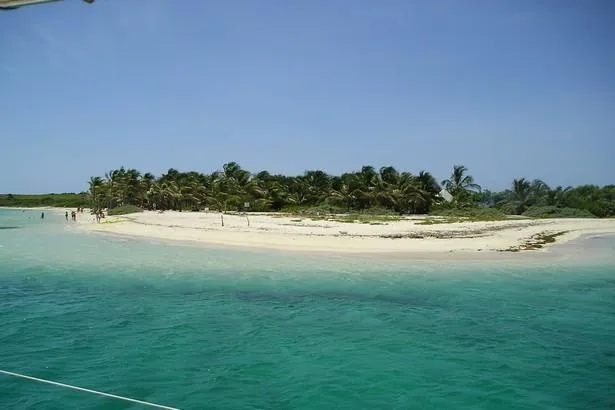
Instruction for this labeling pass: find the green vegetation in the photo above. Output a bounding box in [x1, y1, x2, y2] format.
[416, 217, 461, 225]
[107, 204, 143, 216]
[280, 203, 347, 215]
[87, 163, 443, 215]
[482, 179, 615, 218]
[430, 207, 507, 219]
[84, 163, 613, 218]
[4, 163, 612, 220]
[521, 206, 595, 219]
[418, 217, 493, 225]
[310, 213, 401, 224]
[417, 207, 507, 224]
[440, 165, 481, 206]
[0, 193, 89, 208]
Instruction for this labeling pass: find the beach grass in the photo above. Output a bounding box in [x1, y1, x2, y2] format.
[417, 215, 507, 225]
[303, 214, 402, 224]
[107, 205, 143, 216]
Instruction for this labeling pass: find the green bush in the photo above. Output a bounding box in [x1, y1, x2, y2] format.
[497, 201, 519, 215]
[282, 203, 347, 215]
[522, 206, 595, 218]
[357, 207, 399, 216]
[107, 205, 143, 216]
[430, 207, 506, 219]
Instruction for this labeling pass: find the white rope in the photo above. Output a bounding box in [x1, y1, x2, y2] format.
[0, 369, 180, 410]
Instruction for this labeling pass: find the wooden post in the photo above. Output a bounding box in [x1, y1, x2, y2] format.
[243, 202, 250, 227]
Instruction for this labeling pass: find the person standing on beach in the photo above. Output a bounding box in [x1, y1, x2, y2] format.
[41, 212, 44, 220]
[65, 211, 68, 221]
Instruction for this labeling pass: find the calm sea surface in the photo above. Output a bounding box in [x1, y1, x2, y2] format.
[1, 208, 614, 409]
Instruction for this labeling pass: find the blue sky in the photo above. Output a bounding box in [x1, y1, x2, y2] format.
[1, 0, 613, 194]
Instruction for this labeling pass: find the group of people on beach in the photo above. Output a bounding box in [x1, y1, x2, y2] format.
[94, 209, 105, 223]
[37, 208, 101, 223]
[65, 210, 78, 221]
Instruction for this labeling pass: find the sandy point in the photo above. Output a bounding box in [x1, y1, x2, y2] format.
[69, 210, 615, 260]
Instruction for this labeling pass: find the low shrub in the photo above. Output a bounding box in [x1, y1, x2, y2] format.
[429, 207, 506, 220]
[282, 203, 347, 215]
[107, 204, 143, 216]
[522, 206, 595, 218]
[497, 201, 519, 215]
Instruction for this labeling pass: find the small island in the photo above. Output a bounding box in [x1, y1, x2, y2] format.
[4, 163, 612, 256]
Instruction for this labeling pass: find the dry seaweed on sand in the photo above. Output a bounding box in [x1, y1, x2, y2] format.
[498, 231, 568, 252]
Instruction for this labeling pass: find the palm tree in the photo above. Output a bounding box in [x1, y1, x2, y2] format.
[546, 185, 572, 207]
[379, 166, 399, 186]
[88, 176, 104, 210]
[530, 179, 550, 206]
[124, 168, 142, 205]
[328, 176, 357, 211]
[104, 169, 116, 208]
[441, 165, 481, 205]
[141, 173, 156, 208]
[511, 178, 532, 214]
[148, 181, 181, 211]
[415, 170, 441, 212]
[358, 166, 379, 189]
[287, 177, 310, 207]
[303, 170, 331, 204]
[397, 173, 430, 214]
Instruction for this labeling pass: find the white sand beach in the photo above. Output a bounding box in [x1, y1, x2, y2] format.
[70, 210, 615, 256]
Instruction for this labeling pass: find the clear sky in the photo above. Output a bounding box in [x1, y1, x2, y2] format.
[1, 0, 613, 194]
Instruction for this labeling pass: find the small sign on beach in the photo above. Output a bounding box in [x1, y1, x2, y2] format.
[439, 189, 453, 202]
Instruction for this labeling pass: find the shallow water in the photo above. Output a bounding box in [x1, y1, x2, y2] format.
[1, 209, 614, 409]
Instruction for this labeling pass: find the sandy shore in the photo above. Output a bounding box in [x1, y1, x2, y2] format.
[67, 210, 615, 257]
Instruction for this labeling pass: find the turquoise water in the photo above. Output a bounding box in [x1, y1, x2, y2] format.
[1, 209, 614, 409]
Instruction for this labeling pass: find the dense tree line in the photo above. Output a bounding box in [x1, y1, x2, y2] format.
[0, 193, 89, 208]
[85, 163, 614, 217]
[88, 162, 443, 214]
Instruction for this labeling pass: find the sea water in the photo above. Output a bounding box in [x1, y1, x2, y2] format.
[1, 208, 614, 409]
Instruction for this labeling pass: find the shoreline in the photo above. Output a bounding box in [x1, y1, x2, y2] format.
[78, 228, 615, 264]
[65, 210, 615, 261]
